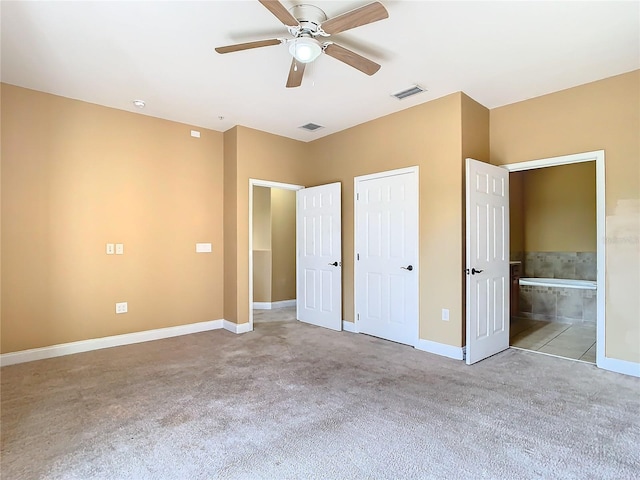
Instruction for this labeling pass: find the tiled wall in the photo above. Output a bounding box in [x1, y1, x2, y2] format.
[523, 251, 596, 281]
[519, 285, 596, 324]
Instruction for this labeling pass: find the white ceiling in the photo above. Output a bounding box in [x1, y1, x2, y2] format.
[2, 1, 639, 142]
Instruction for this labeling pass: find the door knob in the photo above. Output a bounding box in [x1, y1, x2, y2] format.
[401, 265, 413, 271]
[471, 268, 483, 275]
[328, 261, 339, 267]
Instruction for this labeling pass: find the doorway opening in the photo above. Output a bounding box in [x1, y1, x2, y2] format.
[249, 179, 303, 331]
[503, 151, 605, 366]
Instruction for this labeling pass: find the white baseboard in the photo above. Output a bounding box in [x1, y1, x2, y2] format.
[415, 339, 464, 360]
[598, 356, 640, 378]
[0, 319, 225, 367]
[273, 299, 296, 309]
[342, 320, 357, 333]
[253, 302, 272, 310]
[253, 299, 296, 310]
[223, 320, 253, 334]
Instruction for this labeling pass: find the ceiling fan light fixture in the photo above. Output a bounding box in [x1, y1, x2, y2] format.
[289, 37, 322, 63]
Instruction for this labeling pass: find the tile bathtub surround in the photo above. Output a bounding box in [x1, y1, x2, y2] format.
[518, 285, 596, 323]
[523, 251, 596, 280]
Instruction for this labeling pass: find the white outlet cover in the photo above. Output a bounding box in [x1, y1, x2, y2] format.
[106, 243, 115, 255]
[442, 308, 450, 321]
[115, 243, 124, 255]
[115, 302, 128, 314]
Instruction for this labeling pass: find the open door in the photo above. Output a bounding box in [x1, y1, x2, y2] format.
[296, 183, 342, 331]
[466, 159, 510, 364]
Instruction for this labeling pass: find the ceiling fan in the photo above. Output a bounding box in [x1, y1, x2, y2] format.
[215, 0, 389, 88]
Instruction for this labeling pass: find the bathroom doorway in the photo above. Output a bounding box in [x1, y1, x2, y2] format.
[504, 151, 604, 365]
[249, 180, 302, 329]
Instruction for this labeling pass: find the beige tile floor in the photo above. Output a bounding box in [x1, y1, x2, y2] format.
[510, 317, 596, 363]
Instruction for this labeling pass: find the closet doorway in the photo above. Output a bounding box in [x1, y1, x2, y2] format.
[249, 180, 302, 330]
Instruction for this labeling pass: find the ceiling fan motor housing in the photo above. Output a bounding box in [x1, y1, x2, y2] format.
[289, 4, 328, 36]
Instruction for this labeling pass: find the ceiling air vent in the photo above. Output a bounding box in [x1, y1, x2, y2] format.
[391, 84, 426, 100]
[299, 122, 324, 132]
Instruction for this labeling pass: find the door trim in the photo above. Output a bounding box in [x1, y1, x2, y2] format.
[248, 179, 304, 331]
[500, 150, 638, 377]
[353, 166, 419, 344]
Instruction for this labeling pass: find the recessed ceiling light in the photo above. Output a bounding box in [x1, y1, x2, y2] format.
[133, 100, 146, 108]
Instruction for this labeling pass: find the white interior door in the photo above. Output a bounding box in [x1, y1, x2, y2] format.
[355, 168, 419, 346]
[466, 158, 510, 364]
[296, 182, 342, 331]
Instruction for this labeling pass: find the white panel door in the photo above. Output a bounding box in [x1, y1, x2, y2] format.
[466, 158, 510, 364]
[296, 182, 342, 331]
[355, 168, 418, 346]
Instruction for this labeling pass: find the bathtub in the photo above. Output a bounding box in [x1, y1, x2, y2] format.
[519, 278, 597, 290]
[517, 277, 597, 323]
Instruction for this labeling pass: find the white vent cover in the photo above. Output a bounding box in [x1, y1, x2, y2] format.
[391, 85, 426, 100]
[299, 123, 324, 131]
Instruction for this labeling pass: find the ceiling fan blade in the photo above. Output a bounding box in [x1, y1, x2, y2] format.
[215, 39, 281, 54]
[323, 43, 381, 76]
[321, 2, 388, 35]
[286, 58, 306, 88]
[258, 0, 299, 27]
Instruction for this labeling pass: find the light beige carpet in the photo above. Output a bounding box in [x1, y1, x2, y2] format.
[2, 308, 639, 479]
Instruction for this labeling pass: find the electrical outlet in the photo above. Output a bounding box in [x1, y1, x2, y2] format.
[441, 308, 449, 321]
[106, 243, 115, 255]
[115, 302, 128, 314]
[115, 243, 124, 255]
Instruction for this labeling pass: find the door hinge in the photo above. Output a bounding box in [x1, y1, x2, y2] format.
[357, 313, 360, 321]
[357, 193, 359, 201]
[357, 253, 360, 260]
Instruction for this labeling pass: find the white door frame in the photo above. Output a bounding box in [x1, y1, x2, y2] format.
[353, 166, 420, 344]
[501, 150, 635, 376]
[248, 179, 304, 331]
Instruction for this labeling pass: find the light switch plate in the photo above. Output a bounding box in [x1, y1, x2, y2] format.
[196, 243, 212, 253]
[106, 243, 115, 255]
[442, 308, 450, 321]
[115, 243, 124, 255]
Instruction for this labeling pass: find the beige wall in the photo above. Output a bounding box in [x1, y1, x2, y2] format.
[510, 171, 525, 257]
[522, 162, 596, 252]
[3, 71, 637, 366]
[252, 251, 272, 303]
[307, 93, 471, 347]
[250, 186, 296, 303]
[252, 186, 271, 251]
[270, 188, 296, 302]
[1, 84, 224, 353]
[491, 70, 640, 363]
[224, 126, 308, 323]
[252, 186, 271, 303]
[223, 127, 238, 324]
